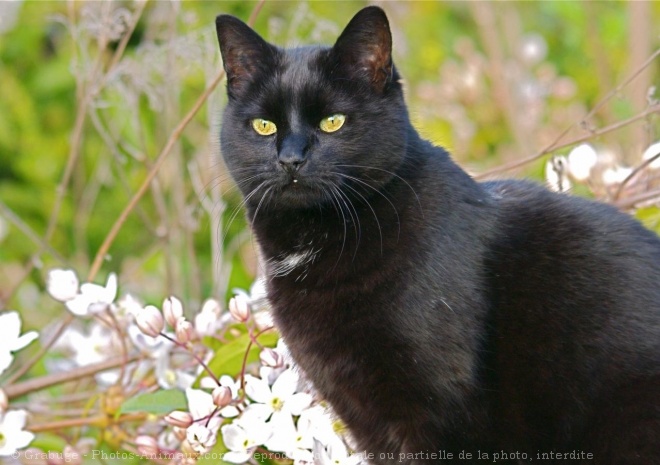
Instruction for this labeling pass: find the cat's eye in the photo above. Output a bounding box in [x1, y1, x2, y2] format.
[252, 118, 277, 136]
[319, 114, 346, 133]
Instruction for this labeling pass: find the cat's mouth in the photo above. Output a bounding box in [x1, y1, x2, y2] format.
[268, 173, 334, 209]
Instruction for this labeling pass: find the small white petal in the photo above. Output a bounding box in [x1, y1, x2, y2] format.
[223, 451, 253, 464]
[642, 141, 660, 169]
[271, 369, 299, 398]
[567, 143, 598, 181]
[65, 293, 95, 316]
[244, 375, 273, 404]
[286, 393, 312, 416]
[104, 273, 118, 302]
[221, 423, 249, 451]
[11, 331, 38, 352]
[185, 388, 215, 420]
[46, 269, 79, 302]
[240, 403, 273, 423]
[220, 405, 240, 418]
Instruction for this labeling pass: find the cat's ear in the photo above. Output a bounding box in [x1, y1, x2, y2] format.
[215, 15, 276, 97]
[328, 6, 393, 92]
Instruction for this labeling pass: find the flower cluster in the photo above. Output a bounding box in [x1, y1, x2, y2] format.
[545, 141, 660, 201]
[5, 268, 366, 465]
[0, 311, 37, 456]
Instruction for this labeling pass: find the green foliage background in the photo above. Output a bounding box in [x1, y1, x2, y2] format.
[0, 0, 658, 331]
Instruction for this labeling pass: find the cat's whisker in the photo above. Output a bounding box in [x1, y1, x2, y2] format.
[325, 183, 348, 270]
[220, 179, 268, 247]
[251, 185, 274, 278]
[336, 163, 424, 216]
[334, 177, 384, 256]
[332, 171, 399, 246]
[332, 183, 361, 262]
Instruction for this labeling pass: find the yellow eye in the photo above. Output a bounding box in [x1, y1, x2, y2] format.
[319, 114, 346, 133]
[252, 118, 277, 136]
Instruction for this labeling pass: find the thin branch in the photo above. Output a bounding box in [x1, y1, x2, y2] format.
[476, 48, 660, 179]
[28, 412, 146, 433]
[5, 354, 139, 400]
[614, 188, 660, 211]
[476, 103, 660, 179]
[613, 150, 660, 201]
[87, 0, 266, 281]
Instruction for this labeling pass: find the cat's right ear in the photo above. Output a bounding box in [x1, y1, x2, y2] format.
[215, 15, 276, 98]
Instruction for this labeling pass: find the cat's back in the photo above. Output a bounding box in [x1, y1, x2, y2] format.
[480, 179, 660, 448]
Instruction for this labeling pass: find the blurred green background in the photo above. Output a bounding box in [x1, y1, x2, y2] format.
[0, 1, 658, 330]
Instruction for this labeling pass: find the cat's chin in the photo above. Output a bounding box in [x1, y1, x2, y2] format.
[266, 180, 334, 211]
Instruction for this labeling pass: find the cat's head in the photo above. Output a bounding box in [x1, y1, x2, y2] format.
[215, 7, 409, 211]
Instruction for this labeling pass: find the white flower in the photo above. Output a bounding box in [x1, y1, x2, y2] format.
[0, 312, 38, 376]
[185, 388, 216, 420]
[313, 436, 365, 465]
[567, 143, 598, 181]
[65, 273, 118, 316]
[46, 269, 79, 302]
[194, 299, 223, 336]
[221, 417, 272, 464]
[186, 417, 221, 454]
[242, 369, 312, 423]
[154, 346, 194, 390]
[163, 296, 184, 328]
[300, 406, 338, 447]
[217, 375, 241, 418]
[0, 410, 35, 456]
[265, 409, 314, 462]
[642, 141, 660, 169]
[135, 305, 164, 338]
[603, 166, 633, 186]
[57, 324, 121, 384]
[228, 295, 250, 322]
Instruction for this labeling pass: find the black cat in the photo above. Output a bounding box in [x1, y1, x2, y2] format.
[215, 7, 660, 464]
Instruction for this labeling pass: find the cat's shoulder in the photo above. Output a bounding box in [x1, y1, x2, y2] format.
[481, 178, 660, 252]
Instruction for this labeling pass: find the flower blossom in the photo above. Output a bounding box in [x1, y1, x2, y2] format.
[65, 273, 118, 316]
[221, 417, 272, 464]
[0, 409, 35, 456]
[0, 311, 38, 376]
[46, 268, 79, 302]
[242, 369, 312, 423]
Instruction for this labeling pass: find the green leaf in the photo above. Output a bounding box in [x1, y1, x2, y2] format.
[196, 330, 279, 386]
[118, 389, 187, 415]
[636, 206, 660, 234]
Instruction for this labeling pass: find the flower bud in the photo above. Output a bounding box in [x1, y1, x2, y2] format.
[46, 269, 79, 302]
[175, 317, 195, 344]
[212, 386, 232, 408]
[259, 348, 284, 368]
[172, 426, 187, 441]
[164, 410, 193, 428]
[163, 296, 184, 328]
[228, 295, 250, 322]
[135, 305, 165, 338]
[0, 388, 8, 412]
[135, 435, 159, 457]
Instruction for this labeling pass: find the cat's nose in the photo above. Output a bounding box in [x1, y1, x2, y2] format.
[278, 135, 308, 174]
[279, 157, 306, 174]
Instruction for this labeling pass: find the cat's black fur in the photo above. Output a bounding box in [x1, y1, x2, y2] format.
[215, 7, 660, 464]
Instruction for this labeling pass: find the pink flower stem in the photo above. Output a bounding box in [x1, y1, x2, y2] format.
[159, 332, 220, 386]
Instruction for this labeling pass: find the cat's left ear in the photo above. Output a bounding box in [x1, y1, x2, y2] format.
[215, 15, 277, 97]
[328, 6, 393, 92]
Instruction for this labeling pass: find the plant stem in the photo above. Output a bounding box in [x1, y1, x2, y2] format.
[4, 354, 139, 400]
